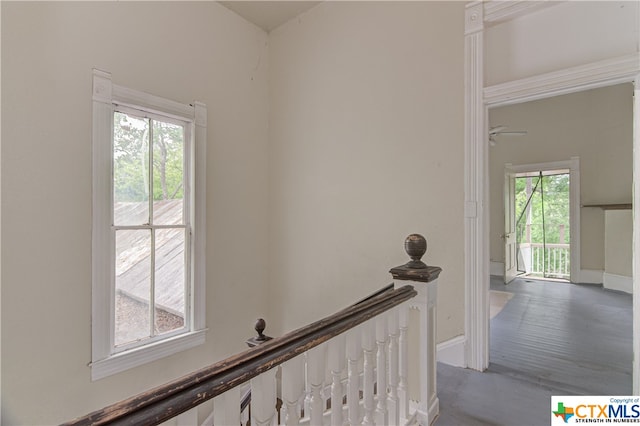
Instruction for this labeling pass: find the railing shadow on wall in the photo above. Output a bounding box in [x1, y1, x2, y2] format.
[62, 234, 442, 426]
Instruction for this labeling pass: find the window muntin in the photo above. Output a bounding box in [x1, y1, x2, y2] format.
[112, 108, 190, 352]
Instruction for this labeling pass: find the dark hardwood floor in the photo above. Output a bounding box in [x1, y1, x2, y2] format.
[436, 276, 632, 425]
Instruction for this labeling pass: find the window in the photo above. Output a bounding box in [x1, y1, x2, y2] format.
[91, 70, 207, 380]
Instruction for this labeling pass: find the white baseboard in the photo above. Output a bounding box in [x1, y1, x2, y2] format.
[437, 335, 466, 368]
[490, 261, 504, 277]
[579, 269, 604, 284]
[603, 272, 633, 294]
[491, 264, 604, 285]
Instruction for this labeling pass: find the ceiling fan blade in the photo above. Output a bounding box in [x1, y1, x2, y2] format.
[497, 131, 527, 136]
[489, 125, 508, 134]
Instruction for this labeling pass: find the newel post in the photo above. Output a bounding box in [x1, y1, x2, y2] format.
[389, 234, 441, 425]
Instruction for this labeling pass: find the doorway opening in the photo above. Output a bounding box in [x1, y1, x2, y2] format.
[504, 159, 579, 285]
[514, 170, 570, 281]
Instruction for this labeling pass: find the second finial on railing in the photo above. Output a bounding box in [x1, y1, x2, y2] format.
[246, 318, 273, 348]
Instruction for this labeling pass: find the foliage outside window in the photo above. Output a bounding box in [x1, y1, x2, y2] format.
[515, 173, 571, 244]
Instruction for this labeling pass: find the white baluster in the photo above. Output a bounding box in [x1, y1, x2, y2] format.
[281, 355, 305, 425]
[398, 299, 409, 422]
[213, 387, 240, 426]
[375, 314, 389, 426]
[241, 407, 249, 426]
[361, 321, 375, 426]
[307, 345, 326, 425]
[328, 335, 346, 426]
[387, 307, 400, 426]
[303, 375, 311, 423]
[251, 369, 278, 426]
[346, 327, 362, 426]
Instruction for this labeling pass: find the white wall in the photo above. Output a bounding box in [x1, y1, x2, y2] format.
[604, 209, 633, 292]
[1, 2, 269, 424]
[489, 83, 633, 275]
[605, 210, 633, 276]
[268, 1, 466, 343]
[485, 1, 639, 86]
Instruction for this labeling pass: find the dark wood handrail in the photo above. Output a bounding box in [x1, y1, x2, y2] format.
[353, 282, 395, 306]
[239, 283, 395, 417]
[63, 285, 416, 426]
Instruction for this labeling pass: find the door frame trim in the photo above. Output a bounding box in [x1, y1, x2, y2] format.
[504, 158, 580, 283]
[463, 1, 640, 392]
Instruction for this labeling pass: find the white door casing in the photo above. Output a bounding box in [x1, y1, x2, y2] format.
[503, 169, 517, 284]
[633, 74, 640, 393]
[464, 0, 640, 393]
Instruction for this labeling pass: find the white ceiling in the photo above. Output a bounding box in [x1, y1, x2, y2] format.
[219, 1, 321, 32]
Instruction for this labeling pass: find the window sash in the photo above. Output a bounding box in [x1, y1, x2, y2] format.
[112, 107, 191, 226]
[111, 227, 191, 354]
[110, 110, 192, 353]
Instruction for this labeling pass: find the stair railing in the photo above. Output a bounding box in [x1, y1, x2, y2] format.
[63, 234, 441, 426]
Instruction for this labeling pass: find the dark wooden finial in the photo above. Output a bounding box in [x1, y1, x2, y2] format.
[255, 318, 267, 341]
[246, 318, 272, 348]
[404, 233, 427, 269]
[389, 234, 442, 283]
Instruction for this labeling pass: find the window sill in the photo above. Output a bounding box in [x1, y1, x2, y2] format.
[91, 329, 207, 381]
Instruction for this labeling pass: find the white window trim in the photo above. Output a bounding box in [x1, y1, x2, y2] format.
[91, 69, 207, 381]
